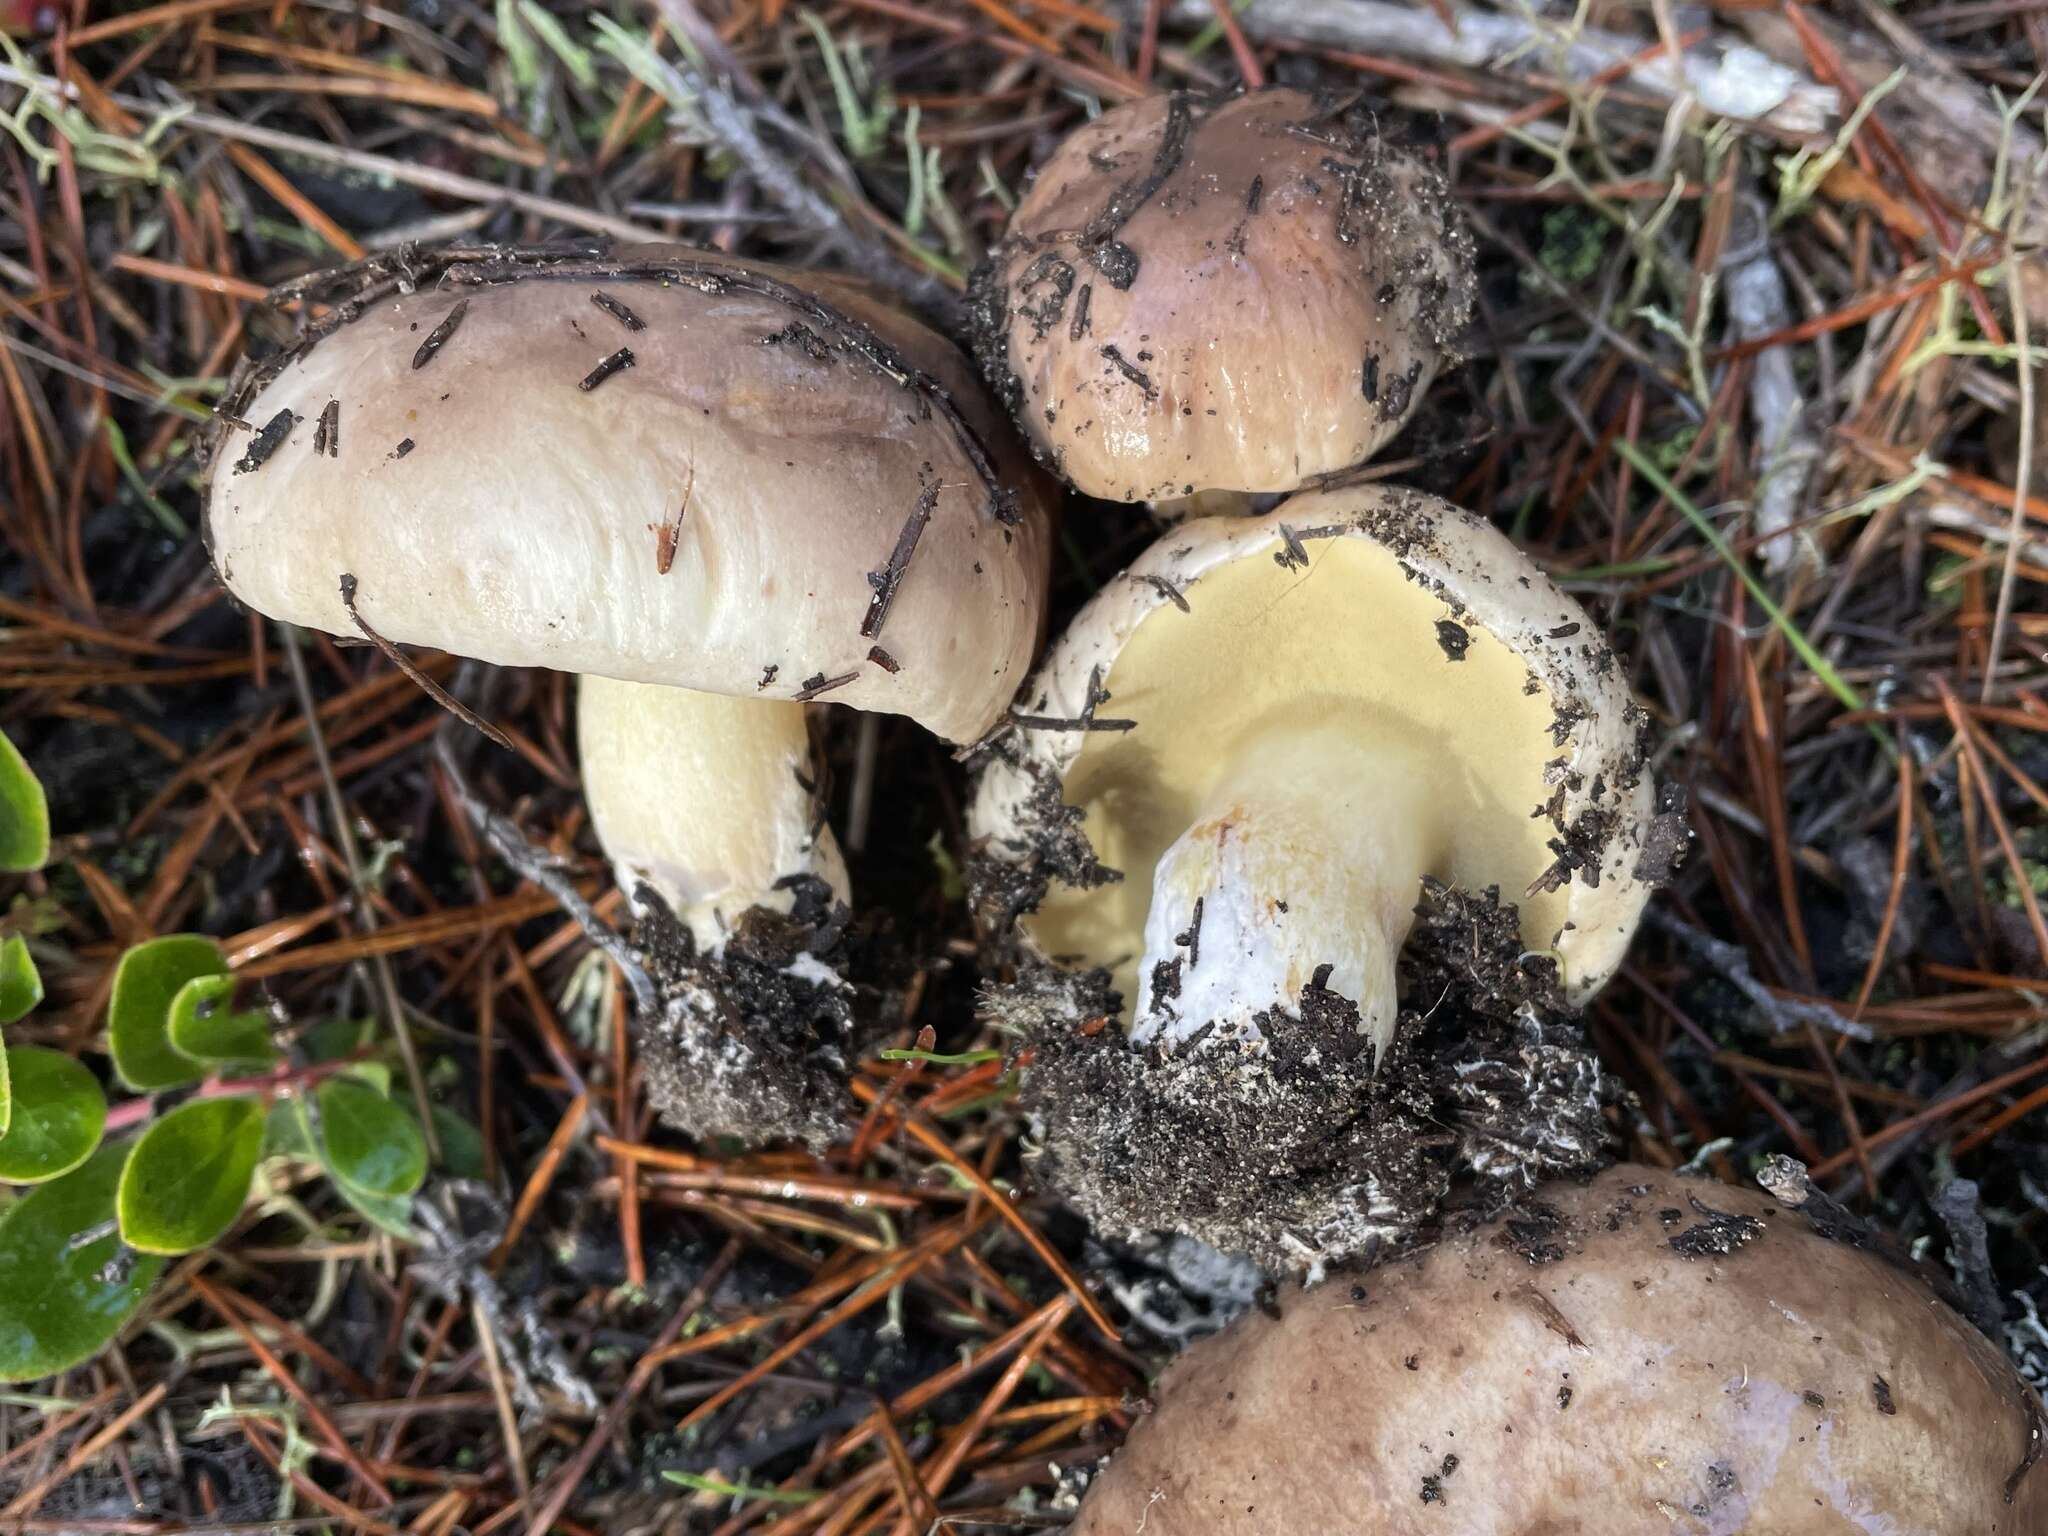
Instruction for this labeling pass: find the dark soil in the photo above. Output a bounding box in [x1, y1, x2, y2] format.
[634, 877, 879, 1151]
[999, 880, 1618, 1273]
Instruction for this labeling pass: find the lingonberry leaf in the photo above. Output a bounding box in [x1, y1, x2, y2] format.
[116, 1097, 264, 1255]
[167, 973, 277, 1069]
[0, 1144, 164, 1383]
[0, 935, 42, 1027]
[0, 730, 48, 875]
[0, 1047, 108, 1185]
[315, 1078, 426, 1199]
[108, 936, 228, 1091]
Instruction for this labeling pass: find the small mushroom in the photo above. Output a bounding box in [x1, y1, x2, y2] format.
[1071, 1162, 2048, 1535]
[974, 483, 1655, 1062]
[968, 87, 1475, 507]
[207, 242, 1051, 1145]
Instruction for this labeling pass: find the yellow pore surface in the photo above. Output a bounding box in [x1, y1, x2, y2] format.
[1027, 535, 1569, 1020]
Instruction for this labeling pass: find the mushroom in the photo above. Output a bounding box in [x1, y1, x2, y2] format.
[976, 482, 1656, 1055]
[970, 483, 1665, 1268]
[1071, 1161, 2048, 1535]
[207, 241, 1051, 1144]
[967, 87, 1475, 509]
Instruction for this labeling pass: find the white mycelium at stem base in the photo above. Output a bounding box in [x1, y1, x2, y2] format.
[577, 676, 848, 948]
[1132, 726, 1436, 1061]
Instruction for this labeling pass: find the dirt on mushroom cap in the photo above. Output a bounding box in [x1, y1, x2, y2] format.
[1072, 1161, 2048, 1536]
[967, 87, 1476, 501]
[205, 240, 1051, 745]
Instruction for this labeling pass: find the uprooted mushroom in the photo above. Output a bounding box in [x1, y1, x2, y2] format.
[1069, 1161, 2048, 1535]
[971, 483, 1670, 1271]
[968, 86, 1475, 514]
[207, 240, 1051, 1147]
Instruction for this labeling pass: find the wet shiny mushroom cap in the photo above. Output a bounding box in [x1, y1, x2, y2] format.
[1073, 1162, 2048, 1535]
[969, 87, 1475, 502]
[206, 242, 1052, 745]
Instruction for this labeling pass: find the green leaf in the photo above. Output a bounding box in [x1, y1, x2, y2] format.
[0, 1042, 8, 1142]
[116, 1097, 263, 1255]
[301, 1014, 373, 1064]
[428, 1105, 487, 1181]
[167, 974, 276, 1069]
[0, 1049, 108, 1184]
[0, 1144, 165, 1383]
[109, 936, 227, 1091]
[316, 1079, 425, 1199]
[282, 1098, 413, 1236]
[263, 1098, 315, 1160]
[0, 936, 43, 1026]
[330, 1174, 416, 1238]
[339, 1061, 392, 1097]
[0, 730, 49, 875]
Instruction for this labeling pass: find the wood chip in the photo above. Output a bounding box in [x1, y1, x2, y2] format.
[233, 408, 297, 474]
[579, 347, 636, 391]
[591, 291, 646, 331]
[860, 482, 940, 641]
[793, 670, 859, 701]
[313, 399, 340, 458]
[411, 298, 468, 369]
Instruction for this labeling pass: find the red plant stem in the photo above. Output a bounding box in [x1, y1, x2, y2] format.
[99, 1048, 373, 1134]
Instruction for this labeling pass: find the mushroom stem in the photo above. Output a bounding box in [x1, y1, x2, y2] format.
[578, 676, 848, 949]
[1130, 723, 1440, 1062]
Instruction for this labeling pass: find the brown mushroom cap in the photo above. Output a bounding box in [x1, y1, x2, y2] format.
[1073, 1162, 2047, 1535]
[969, 88, 1474, 502]
[207, 242, 1051, 745]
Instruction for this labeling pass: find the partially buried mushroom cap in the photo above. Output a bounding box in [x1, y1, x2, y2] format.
[969, 87, 1475, 502]
[1074, 1162, 2048, 1535]
[208, 241, 1048, 746]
